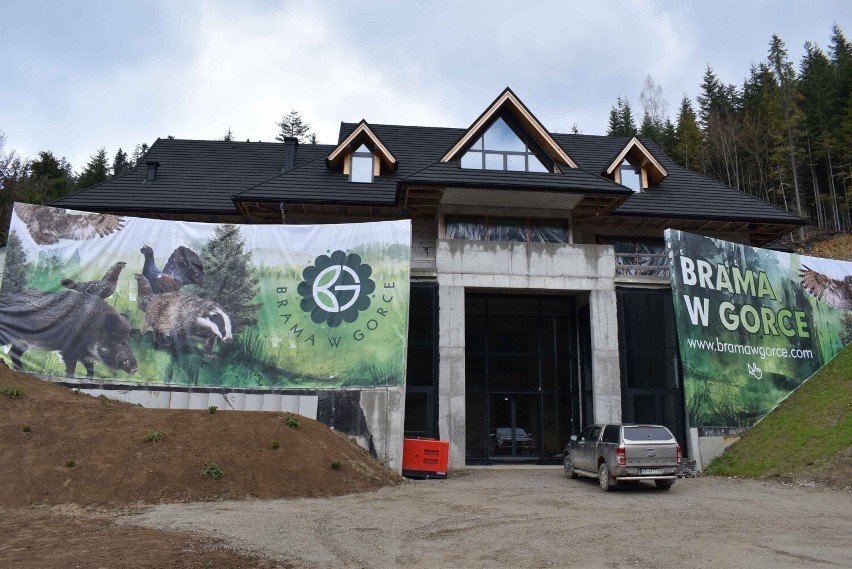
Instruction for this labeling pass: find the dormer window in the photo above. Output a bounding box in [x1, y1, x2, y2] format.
[460, 117, 552, 173]
[349, 144, 373, 183]
[619, 159, 641, 192]
[605, 137, 668, 191]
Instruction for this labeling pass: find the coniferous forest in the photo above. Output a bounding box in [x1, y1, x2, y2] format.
[2, 26, 850, 245]
[607, 25, 852, 237]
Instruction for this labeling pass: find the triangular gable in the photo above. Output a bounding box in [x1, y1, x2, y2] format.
[441, 87, 578, 168]
[604, 137, 668, 185]
[326, 120, 397, 171]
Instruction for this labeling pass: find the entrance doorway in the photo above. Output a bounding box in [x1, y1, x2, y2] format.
[617, 288, 687, 450]
[465, 293, 578, 465]
[489, 394, 540, 459]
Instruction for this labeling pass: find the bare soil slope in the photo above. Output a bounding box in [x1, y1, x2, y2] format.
[0, 365, 401, 508]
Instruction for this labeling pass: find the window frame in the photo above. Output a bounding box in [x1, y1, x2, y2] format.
[459, 116, 554, 173]
[349, 144, 375, 183]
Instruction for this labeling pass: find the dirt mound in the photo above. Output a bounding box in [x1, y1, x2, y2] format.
[797, 232, 852, 261]
[0, 365, 401, 508]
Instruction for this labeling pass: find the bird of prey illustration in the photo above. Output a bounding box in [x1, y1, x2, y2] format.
[60, 261, 127, 299]
[13, 204, 124, 245]
[800, 265, 852, 310]
[140, 245, 204, 294]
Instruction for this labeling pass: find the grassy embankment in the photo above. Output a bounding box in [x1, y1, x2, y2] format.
[706, 344, 851, 478]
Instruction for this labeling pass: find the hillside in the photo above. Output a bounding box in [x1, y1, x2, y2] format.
[705, 343, 852, 489]
[0, 364, 401, 508]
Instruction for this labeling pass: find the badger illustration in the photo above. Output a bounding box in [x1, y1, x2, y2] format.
[134, 274, 233, 357]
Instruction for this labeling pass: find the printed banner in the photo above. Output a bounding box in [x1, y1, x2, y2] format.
[666, 229, 851, 428]
[0, 204, 411, 388]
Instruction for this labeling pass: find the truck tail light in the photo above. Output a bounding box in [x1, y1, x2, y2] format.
[616, 446, 626, 466]
[677, 446, 682, 465]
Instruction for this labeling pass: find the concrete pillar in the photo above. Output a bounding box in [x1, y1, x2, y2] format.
[589, 289, 621, 423]
[437, 284, 466, 468]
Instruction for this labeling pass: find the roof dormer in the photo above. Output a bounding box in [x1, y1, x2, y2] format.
[442, 87, 578, 170]
[326, 120, 397, 183]
[604, 137, 668, 192]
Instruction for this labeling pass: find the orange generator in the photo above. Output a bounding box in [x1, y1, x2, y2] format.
[402, 438, 449, 479]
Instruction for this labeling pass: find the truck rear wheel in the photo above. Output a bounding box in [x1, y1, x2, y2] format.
[655, 479, 674, 490]
[598, 463, 616, 492]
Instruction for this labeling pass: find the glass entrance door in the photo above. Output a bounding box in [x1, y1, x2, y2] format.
[465, 294, 577, 465]
[489, 394, 540, 460]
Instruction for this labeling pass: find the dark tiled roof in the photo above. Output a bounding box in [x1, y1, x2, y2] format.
[403, 161, 629, 194]
[53, 139, 298, 215]
[54, 123, 806, 227]
[552, 133, 804, 224]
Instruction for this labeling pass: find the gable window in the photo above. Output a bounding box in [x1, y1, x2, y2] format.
[445, 215, 568, 243]
[460, 117, 552, 173]
[619, 159, 641, 192]
[350, 144, 374, 183]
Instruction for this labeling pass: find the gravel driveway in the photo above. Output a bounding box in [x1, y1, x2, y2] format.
[124, 467, 852, 569]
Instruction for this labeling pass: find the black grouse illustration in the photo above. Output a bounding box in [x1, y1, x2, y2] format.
[140, 244, 204, 294]
[60, 261, 127, 299]
[800, 265, 852, 310]
[14, 203, 124, 245]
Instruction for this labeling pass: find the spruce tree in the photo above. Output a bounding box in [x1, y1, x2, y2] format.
[275, 110, 313, 143]
[223, 128, 235, 142]
[196, 224, 261, 333]
[77, 148, 110, 190]
[111, 148, 132, 178]
[2, 229, 31, 295]
[673, 95, 703, 170]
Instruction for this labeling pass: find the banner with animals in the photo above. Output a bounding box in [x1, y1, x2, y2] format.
[665, 229, 851, 428]
[0, 204, 411, 388]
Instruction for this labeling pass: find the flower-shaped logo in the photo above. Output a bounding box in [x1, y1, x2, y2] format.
[298, 251, 375, 327]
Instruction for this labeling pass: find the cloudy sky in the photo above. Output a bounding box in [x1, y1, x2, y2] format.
[1, 1, 848, 172]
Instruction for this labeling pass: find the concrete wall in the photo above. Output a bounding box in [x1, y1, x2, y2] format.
[435, 239, 621, 468]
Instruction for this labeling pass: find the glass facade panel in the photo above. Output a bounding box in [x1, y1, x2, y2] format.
[404, 392, 428, 437]
[484, 152, 503, 170]
[487, 316, 539, 353]
[506, 154, 526, 171]
[465, 294, 577, 463]
[528, 154, 549, 172]
[488, 355, 539, 392]
[407, 344, 434, 386]
[350, 154, 373, 183]
[460, 151, 482, 169]
[620, 160, 641, 192]
[483, 118, 526, 152]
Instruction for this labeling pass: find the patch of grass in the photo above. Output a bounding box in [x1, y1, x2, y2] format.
[284, 415, 300, 429]
[65, 460, 76, 468]
[22, 425, 31, 433]
[331, 460, 342, 471]
[203, 463, 224, 479]
[98, 395, 112, 408]
[1, 386, 25, 398]
[145, 429, 168, 443]
[706, 345, 852, 478]
[208, 405, 218, 414]
[269, 441, 280, 450]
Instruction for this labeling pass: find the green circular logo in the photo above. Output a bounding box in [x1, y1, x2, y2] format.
[298, 251, 375, 327]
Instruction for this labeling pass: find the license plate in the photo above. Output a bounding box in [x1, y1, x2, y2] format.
[640, 468, 663, 475]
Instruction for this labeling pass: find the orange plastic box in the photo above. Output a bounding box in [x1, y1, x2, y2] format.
[402, 438, 448, 479]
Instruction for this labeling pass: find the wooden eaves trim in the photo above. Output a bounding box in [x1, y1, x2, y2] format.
[605, 137, 668, 186]
[440, 88, 578, 169]
[326, 121, 397, 171]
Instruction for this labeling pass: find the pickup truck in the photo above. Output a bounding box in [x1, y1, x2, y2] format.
[563, 423, 681, 491]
